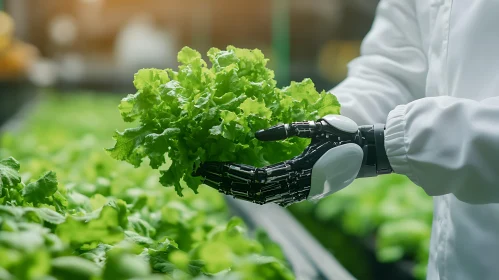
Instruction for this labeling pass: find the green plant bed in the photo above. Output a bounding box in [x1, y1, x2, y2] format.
[0, 92, 295, 280]
[289, 175, 434, 280]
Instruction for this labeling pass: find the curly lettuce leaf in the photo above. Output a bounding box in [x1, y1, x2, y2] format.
[22, 171, 58, 204]
[0, 157, 21, 192]
[108, 46, 340, 196]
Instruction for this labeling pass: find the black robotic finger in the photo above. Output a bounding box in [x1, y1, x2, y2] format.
[306, 141, 337, 161]
[255, 121, 322, 141]
[289, 140, 337, 168]
[193, 162, 226, 177]
[198, 171, 223, 189]
[225, 164, 259, 182]
[192, 138, 339, 207]
[193, 162, 234, 191]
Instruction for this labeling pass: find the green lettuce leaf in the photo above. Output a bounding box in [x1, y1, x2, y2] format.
[56, 204, 125, 246]
[0, 157, 21, 192]
[51, 256, 101, 280]
[22, 171, 58, 204]
[108, 46, 341, 195]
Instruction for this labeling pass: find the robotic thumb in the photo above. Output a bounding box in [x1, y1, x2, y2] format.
[308, 143, 364, 201]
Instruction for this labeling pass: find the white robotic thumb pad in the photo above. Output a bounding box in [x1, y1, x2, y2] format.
[307, 143, 363, 201]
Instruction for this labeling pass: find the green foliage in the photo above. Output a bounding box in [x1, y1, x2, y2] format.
[22, 171, 58, 204]
[108, 46, 340, 195]
[0, 94, 294, 280]
[51, 256, 101, 280]
[291, 174, 433, 279]
[0, 157, 21, 191]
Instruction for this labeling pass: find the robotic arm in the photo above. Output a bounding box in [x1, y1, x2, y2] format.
[194, 115, 392, 207]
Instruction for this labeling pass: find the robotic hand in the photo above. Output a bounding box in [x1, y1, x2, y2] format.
[193, 115, 392, 207]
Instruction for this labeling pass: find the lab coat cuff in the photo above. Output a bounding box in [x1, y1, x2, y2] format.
[384, 105, 419, 185]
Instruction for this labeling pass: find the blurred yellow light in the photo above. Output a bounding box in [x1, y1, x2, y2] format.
[0, 41, 39, 80]
[79, 0, 101, 3]
[0, 11, 14, 52]
[317, 40, 361, 83]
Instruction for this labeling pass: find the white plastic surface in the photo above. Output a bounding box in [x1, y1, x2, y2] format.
[321, 115, 358, 134]
[308, 143, 363, 201]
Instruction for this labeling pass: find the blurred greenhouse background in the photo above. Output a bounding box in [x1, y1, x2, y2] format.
[0, 1, 436, 280]
[1, 0, 379, 90]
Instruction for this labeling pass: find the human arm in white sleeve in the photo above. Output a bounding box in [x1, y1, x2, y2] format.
[330, 0, 427, 125]
[329, 0, 499, 204]
[385, 97, 499, 204]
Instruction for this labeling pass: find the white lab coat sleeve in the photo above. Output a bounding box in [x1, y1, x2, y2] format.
[330, 0, 427, 125]
[385, 96, 499, 204]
